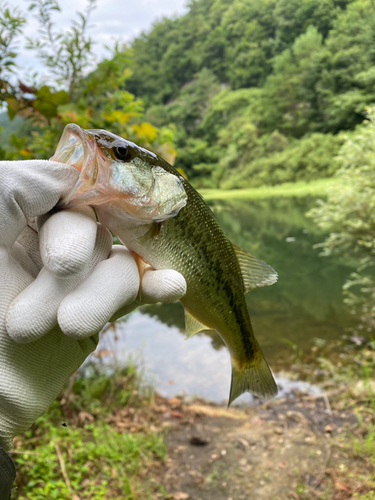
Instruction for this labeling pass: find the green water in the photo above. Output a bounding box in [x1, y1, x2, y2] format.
[142, 196, 358, 368]
[97, 195, 359, 401]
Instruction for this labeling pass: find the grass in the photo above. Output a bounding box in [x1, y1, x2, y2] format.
[10, 332, 375, 500]
[11, 363, 167, 500]
[198, 178, 336, 200]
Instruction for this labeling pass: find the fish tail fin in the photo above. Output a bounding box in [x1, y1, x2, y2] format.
[228, 347, 278, 406]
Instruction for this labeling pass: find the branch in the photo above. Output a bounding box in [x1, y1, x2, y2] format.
[53, 440, 73, 496]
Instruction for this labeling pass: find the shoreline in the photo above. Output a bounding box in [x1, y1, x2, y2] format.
[198, 178, 336, 200]
[13, 338, 375, 499]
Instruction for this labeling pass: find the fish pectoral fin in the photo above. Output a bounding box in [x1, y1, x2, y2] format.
[184, 310, 210, 339]
[135, 222, 162, 244]
[231, 243, 278, 293]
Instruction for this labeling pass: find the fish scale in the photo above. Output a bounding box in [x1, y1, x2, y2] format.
[52, 123, 279, 405]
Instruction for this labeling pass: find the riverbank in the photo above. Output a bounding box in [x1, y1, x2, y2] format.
[199, 178, 336, 200]
[11, 339, 375, 500]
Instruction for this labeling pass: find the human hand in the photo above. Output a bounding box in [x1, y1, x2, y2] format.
[0, 160, 186, 458]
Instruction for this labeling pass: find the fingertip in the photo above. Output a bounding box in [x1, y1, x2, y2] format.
[39, 207, 98, 277]
[58, 245, 140, 338]
[141, 269, 186, 304]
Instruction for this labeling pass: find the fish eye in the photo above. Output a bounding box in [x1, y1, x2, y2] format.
[113, 145, 131, 161]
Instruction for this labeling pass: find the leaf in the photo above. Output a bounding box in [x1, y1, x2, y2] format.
[335, 480, 350, 491]
[132, 122, 158, 142]
[6, 97, 18, 120]
[32, 98, 57, 120]
[35, 85, 53, 99]
[102, 110, 134, 125]
[52, 90, 69, 105]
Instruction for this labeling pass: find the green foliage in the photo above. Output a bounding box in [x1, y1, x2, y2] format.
[221, 132, 345, 188]
[126, 0, 348, 105]
[0, 1, 176, 162]
[13, 365, 166, 499]
[309, 110, 375, 260]
[0, 2, 25, 79]
[122, 0, 375, 188]
[26, 0, 97, 98]
[5, 0, 375, 188]
[309, 108, 375, 333]
[273, 0, 349, 52]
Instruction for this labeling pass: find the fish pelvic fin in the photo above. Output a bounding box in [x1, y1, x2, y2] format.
[228, 348, 278, 406]
[231, 243, 278, 293]
[184, 309, 211, 339]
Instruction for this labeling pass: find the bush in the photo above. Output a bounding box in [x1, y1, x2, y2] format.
[220, 132, 344, 188]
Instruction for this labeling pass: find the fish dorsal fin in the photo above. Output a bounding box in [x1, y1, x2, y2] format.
[184, 309, 210, 339]
[231, 243, 278, 293]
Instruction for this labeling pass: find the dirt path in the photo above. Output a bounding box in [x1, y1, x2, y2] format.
[155, 393, 357, 500]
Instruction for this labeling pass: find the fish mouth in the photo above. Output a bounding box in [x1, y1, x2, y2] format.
[51, 123, 90, 171]
[51, 123, 108, 207]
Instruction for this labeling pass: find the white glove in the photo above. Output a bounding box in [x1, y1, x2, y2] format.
[0, 160, 186, 452]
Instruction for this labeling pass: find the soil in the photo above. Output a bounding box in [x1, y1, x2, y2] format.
[151, 392, 363, 500]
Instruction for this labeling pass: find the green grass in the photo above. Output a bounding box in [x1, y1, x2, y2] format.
[11, 364, 167, 500]
[198, 178, 336, 200]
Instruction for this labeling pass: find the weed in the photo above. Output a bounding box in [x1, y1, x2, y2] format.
[12, 364, 166, 500]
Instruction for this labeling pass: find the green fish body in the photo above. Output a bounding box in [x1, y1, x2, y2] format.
[52, 124, 278, 404]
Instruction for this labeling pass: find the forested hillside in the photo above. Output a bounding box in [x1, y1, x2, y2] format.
[3, 0, 375, 189]
[124, 0, 375, 188]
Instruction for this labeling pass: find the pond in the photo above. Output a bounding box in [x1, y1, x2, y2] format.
[93, 196, 359, 404]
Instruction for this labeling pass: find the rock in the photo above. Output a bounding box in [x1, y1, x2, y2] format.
[173, 493, 189, 500]
[189, 436, 209, 446]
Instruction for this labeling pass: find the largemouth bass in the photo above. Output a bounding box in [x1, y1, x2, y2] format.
[51, 123, 278, 405]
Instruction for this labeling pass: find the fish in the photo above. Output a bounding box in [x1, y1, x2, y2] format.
[51, 123, 279, 405]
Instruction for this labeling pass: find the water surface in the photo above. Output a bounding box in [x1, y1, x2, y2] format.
[95, 196, 357, 403]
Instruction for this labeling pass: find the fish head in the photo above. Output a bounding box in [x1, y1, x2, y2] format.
[51, 123, 187, 224]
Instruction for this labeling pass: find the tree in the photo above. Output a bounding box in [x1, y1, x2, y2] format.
[316, 0, 375, 131]
[309, 108, 375, 330]
[0, 1, 176, 162]
[26, 0, 97, 100]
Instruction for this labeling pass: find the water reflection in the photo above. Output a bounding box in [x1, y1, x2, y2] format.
[95, 196, 358, 400]
[98, 311, 322, 404]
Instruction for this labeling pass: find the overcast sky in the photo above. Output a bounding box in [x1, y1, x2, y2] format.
[11, 0, 188, 82]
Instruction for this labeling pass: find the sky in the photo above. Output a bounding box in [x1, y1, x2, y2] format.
[10, 0, 188, 82]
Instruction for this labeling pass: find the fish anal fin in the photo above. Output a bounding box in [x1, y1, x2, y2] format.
[228, 347, 278, 406]
[231, 243, 278, 293]
[185, 309, 210, 339]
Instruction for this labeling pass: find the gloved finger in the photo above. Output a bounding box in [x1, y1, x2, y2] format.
[15, 223, 43, 273]
[0, 160, 78, 248]
[109, 268, 187, 323]
[141, 269, 186, 304]
[10, 242, 39, 280]
[6, 225, 113, 343]
[58, 246, 139, 338]
[38, 206, 98, 277]
[0, 323, 99, 450]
